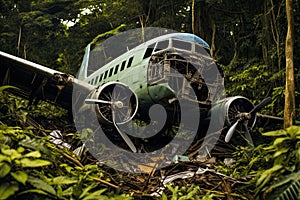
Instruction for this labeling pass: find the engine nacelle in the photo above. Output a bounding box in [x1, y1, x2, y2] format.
[87, 82, 138, 124]
[209, 96, 257, 128]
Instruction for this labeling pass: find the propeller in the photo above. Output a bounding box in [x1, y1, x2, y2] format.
[112, 111, 137, 152]
[225, 97, 272, 144]
[85, 98, 125, 109]
[85, 99, 137, 152]
[85, 99, 113, 104]
[85, 97, 137, 152]
[84, 83, 138, 153]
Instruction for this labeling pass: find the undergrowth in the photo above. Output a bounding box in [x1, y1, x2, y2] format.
[1, 85, 299, 200]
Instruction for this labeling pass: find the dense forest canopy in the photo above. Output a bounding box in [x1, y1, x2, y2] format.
[0, 0, 300, 199]
[0, 0, 299, 120]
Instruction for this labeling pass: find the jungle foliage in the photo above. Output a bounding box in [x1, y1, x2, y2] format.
[0, 86, 300, 199]
[0, 0, 299, 199]
[0, 87, 132, 200]
[0, 0, 299, 120]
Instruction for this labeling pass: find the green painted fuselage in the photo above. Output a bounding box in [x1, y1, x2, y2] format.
[77, 33, 222, 118]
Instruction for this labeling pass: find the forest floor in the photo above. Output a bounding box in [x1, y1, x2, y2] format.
[28, 113, 254, 200]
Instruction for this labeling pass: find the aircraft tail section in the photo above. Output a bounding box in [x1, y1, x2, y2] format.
[77, 44, 91, 80]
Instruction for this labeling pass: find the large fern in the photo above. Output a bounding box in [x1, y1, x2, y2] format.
[276, 179, 300, 200]
[264, 170, 300, 200]
[253, 126, 300, 199]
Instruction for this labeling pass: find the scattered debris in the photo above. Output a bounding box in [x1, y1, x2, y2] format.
[49, 130, 71, 149]
[29, 116, 253, 199]
[172, 155, 190, 163]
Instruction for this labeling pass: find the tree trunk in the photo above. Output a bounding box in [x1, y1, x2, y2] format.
[270, 0, 281, 71]
[18, 26, 22, 56]
[210, 22, 216, 57]
[284, 0, 295, 128]
[192, 0, 195, 34]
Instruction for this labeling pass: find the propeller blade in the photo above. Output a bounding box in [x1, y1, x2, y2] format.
[85, 99, 113, 104]
[112, 112, 137, 153]
[243, 121, 253, 145]
[249, 97, 272, 115]
[256, 114, 300, 125]
[225, 120, 240, 143]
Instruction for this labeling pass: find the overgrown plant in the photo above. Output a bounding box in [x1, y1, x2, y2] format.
[230, 126, 300, 200]
[0, 124, 132, 200]
[0, 86, 131, 200]
[161, 185, 222, 200]
[0, 86, 67, 127]
[256, 126, 300, 199]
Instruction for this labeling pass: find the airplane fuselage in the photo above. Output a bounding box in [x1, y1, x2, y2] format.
[0, 32, 262, 153]
[78, 33, 222, 121]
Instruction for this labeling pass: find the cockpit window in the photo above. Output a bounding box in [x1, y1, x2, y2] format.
[143, 43, 155, 59]
[172, 39, 192, 51]
[195, 43, 210, 55]
[154, 40, 169, 52]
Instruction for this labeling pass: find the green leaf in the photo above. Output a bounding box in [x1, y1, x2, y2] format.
[79, 183, 100, 199]
[202, 192, 216, 200]
[273, 137, 289, 146]
[0, 182, 19, 200]
[60, 163, 74, 173]
[263, 145, 276, 151]
[62, 186, 73, 197]
[0, 85, 19, 93]
[17, 189, 49, 196]
[19, 158, 51, 167]
[257, 173, 269, 187]
[0, 162, 11, 178]
[81, 188, 107, 200]
[161, 192, 168, 200]
[0, 154, 11, 163]
[27, 176, 56, 196]
[273, 148, 289, 158]
[11, 171, 28, 185]
[286, 126, 300, 138]
[263, 130, 287, 137]
[257, 165, 283, 187]
[1, 148, 22, 160]
[17, 147, 25, 153]
[23, 150, 41, 158]
[50, 176, 78, 185]
[56, 185, 63, 198]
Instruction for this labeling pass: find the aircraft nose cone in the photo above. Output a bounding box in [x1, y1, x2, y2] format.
[114, 101, 124, 108]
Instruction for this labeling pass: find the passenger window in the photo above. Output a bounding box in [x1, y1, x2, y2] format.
[104, 70, 108, 79]
[120, 60, 126, 71]
[127, 57, 134, 68]
[95, 76, 99, 84]
[114, 64, 119, 74]
[91, 79, 94, 85]
[143, 43, 155, 59]
[109, 68, 114, 77]
[99, 74, 103, 81]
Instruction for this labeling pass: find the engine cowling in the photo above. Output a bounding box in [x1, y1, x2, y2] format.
[210, 96, 257, 129]
[86, 82, 138, 124]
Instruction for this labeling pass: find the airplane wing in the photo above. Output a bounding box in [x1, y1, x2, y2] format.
[0, 51, 93, 110]
[0, 51, 139, 152]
